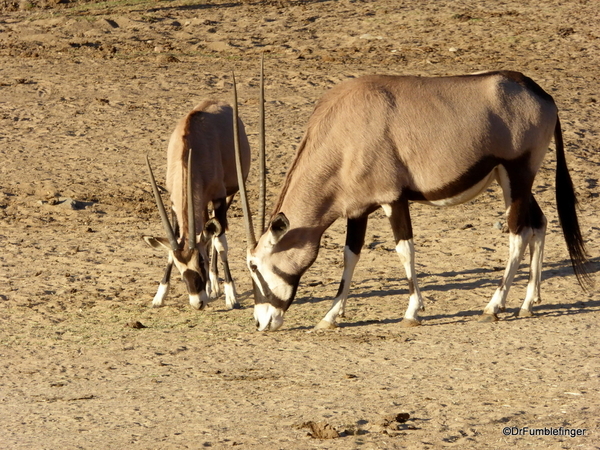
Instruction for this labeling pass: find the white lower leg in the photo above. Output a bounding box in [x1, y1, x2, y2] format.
[152, 257, 173, 307]
[521, 224, 546, 313]
[207, 240, 220, 299]
[483, 230, 531, 315]
[397, 239, 424, 322]
[321, 246, 360, 325]
[208, 268, 220, 299]
[152, 282, 169, 307]
[223, 282, 237, 309]
[215, 233, 239, 309]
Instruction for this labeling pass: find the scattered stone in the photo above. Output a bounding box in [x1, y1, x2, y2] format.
[381, 413, 410, 428]
[493, 221, 509, 233]
[158, 54, 180, 63]
[298, 421, 340, 439]
[125, 320, 147, 329]
[342, 424, 367, 436]
[53, 197, 95, 210]
[558, 27, 575, 37]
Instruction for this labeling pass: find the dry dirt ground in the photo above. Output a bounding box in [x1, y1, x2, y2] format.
[1, 0, 599, 448]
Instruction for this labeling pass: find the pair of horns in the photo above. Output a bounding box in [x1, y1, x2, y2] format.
[146, 149, 196, 252]
[233, 55, 266, 251]
[146, 57, 266, 253]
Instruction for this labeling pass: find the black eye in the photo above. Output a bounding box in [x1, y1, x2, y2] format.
[249, 263, 258, 273]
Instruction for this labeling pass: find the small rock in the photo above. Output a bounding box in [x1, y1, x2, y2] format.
[158, 54, 180, 63]
[55, 198, 94, 210]
[380, 412, 411, 427]
[298, 421, 340, 439]
[125, 321, 147, 329]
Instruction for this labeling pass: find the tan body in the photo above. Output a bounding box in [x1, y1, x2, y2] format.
[145, 100, 251, 310]
[167, 100, 251, 239]
[277, 73, 554, 226]
[240, 71, 590, 331]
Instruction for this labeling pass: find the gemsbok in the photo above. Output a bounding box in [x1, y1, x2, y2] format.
[144, 99, 251, 310]
[233, 70, 592, 331]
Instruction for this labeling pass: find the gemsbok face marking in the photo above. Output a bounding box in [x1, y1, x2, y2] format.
[144, 99, 251, 310]
[234, 70, 592, 331]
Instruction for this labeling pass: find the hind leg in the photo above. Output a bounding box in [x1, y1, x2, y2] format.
[317, 216, 368, 329]
[482, 228, 532, 320]
[482, 168, 537, 320]
[518, 197, 547, 317]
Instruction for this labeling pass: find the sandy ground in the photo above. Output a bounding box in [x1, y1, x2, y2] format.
[1, 0, 599, 448]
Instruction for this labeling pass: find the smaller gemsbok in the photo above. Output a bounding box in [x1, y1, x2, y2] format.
[144, 99, 251, 310]
[233, 70, 592, 331]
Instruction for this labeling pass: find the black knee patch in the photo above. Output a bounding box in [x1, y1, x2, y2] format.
[346, 217, 368, 255]
[389, 197, 413, 242]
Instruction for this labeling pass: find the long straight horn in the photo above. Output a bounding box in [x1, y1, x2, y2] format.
[146, 154, 179, 251]
[258, 53, 266, 234]
[232, 71, 257, 249]
[186, 148, 196, 250]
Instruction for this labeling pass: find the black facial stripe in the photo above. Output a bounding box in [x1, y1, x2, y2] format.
[272, 266, 301, 287]
[182, 269, 205, 295]
[253, 269, 300, 312]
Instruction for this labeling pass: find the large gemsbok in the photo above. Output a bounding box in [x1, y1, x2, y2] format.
[144, 99, 251, 310]
[233, 70, 591, 331]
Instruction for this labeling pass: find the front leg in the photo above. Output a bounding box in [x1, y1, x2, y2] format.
[317, 216, 368, 329]
[152, 256, 173, 307]
[385, 197, 424, 327]
[207, 238, 221, 300]
[213, 232, 240, 309]
[212, 198, 239, 310]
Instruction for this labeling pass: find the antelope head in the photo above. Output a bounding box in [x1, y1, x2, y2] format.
[232, 60, 309, 331]
[144, 150, 220, 310]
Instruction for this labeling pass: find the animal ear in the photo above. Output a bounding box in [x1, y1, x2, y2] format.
[201, 218, 222, 244]
[269, 212, 290, 244]
[143, 236, 172, 250]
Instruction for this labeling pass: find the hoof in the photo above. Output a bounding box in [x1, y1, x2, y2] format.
[498, 306, 506, 312]
[400, 318, 421, 328]
[227, 301, 241, 310]
[315, 320, 337, 330]
[190, 300, 207, 311]
[516, 308, 534, 318]
[151, 302, 163, 308]
[208, 288, 221, 300]
[478, 313, 499, 323]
